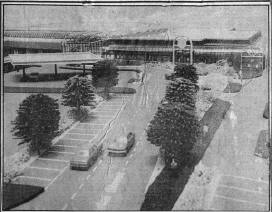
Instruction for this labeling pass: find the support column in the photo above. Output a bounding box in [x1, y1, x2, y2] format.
[83, 64, 86, 76]
[22, 67, 26, 77]
[54, 64, 58, 76]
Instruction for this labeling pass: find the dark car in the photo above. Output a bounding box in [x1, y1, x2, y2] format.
[70, 143, 103, 171]
[108, 132, 135, 156]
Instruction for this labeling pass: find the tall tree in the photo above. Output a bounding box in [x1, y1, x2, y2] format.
[62, 75, 96, 118]
[91, 60, 119, 99]
[12, 94, 60, 155]
[146, 66, 200, 168]
[172, 64, 198, 83]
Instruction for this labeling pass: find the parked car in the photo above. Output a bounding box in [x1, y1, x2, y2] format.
[108, 132, 135, 156]
[70, 143, 103, 171]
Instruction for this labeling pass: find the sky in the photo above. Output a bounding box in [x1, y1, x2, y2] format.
[4, 5, 268, 33]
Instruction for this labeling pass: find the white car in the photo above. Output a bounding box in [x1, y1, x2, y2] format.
[108, 132, 135, 156]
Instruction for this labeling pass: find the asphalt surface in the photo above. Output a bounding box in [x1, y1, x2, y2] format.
[13, 64, 168, 210]
[204, 70, 269, 210]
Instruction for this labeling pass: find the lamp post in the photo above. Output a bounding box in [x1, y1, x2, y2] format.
[172, 36, 193, 66]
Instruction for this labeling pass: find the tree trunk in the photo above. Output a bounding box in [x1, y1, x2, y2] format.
[104, 86, 110, 100]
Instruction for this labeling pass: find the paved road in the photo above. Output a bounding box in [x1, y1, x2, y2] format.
[203, 70, 269, 210]
[14, 64, 168, 210]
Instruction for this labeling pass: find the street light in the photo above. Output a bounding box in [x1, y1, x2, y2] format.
[172, 36, 193, 66]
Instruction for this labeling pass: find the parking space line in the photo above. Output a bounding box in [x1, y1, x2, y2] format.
[45, 165, 69, 190]
[66, 132, 97, 136]
[60, 138, 90, 142]
[48, 150, 75, 155]
[218, 184, 268, 195]
[28, 166, 61, 171]
[71, 192, 78, 200]
[79, 183, 84, 190]
[214, 194, 266, 206]
[93, 115, 115, 118]
[86, 175, 91, 180]
[95, 110, 119, 112]
[79, 123, 104, 126]
[93, 166, 97, 172]
[17, 175, 51, 181]
[62, 203, 68, 210]
[38, 158, 69, 163]
[223, 174, 269, 184]
[54, 144, 78, 148]
[98, 160, 102, 165]
[125, 161, 129, 166]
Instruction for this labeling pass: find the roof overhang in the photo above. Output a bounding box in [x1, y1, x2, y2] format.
[4, 52, 103, 66]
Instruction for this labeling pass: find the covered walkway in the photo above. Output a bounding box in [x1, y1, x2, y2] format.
[4, 52, 103, 76]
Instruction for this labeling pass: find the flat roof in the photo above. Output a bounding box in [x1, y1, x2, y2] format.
[112, 28, 261, 42]
[5, 52, 103, 66]
[174, 29, 261, 41]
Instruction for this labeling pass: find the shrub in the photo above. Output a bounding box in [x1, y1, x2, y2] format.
[3, 183, 44, 210]
[62, 75, 96, 119]
[12, 94, 60, 155]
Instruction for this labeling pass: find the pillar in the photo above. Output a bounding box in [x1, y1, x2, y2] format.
[54, 64, 58, 76]
[22, 67, 26, 77]
[83, 64, 86, 76]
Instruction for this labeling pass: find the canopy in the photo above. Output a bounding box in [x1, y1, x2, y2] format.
[4, 52, 103, 66]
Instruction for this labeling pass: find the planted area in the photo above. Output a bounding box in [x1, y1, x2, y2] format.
[223, 82, 242, 93]
[2, 183, 44, 210]
[141, 99, 230, 210]
[141, 64, 230, 210]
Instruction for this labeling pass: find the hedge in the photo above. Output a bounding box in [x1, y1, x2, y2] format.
[223, 82, 242, 93]
[4, 86, 64, 93]
[2, 183, 44, 210]
[263, 102, 269, 119]
[141, 98, 231, 211]
[4, 86, 136, 94]
[254, 130, 269, 159]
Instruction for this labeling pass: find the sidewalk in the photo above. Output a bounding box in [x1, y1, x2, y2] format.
[173, 71, 269, 210]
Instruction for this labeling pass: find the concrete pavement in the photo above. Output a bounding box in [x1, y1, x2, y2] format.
[13, 64, 168, 210]
[204, 71, 269, 210]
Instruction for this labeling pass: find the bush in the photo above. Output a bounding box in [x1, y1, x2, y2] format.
[12, 94, 60, 155]
[3, 183, 44, 210]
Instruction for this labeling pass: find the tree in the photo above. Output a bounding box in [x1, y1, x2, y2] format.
[91, 60, 119, 99]
[146, 69, 200, 168]
[62, 75, 96, 118]
[12, 94, 60, 155]
[171, 64, 198, 83]
[165, 78, 199, 109]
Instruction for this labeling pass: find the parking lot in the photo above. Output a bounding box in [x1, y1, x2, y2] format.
[210, 174, 269, 211]
[13, 94, 132, 190]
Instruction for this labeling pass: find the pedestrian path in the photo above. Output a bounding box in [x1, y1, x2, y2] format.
[12, 94, 133, 189]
